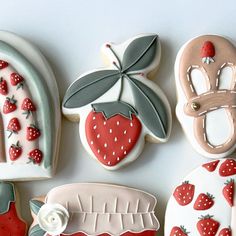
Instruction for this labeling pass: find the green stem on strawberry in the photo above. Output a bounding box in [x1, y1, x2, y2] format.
[117, 75, 124, 101]
[106, 44, 122, 70]
[8, 131, 13, 139]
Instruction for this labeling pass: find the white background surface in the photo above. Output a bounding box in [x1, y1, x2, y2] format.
[0, 0, 236, 234]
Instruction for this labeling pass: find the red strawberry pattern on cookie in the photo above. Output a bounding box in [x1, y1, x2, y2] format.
[10, 73, 24, 89]
[165, 158, 236, 236]
[197, 215, 220, 236]
[21, 98, 36, 118]
[9, 141, 22, 161]
[201, 41, 215, 64]
[219, 159, 236, 177]
[26, 125, 41, 141]
[194, 193, 214, 210]
[223, 179, 234, 207]
[7, 117, 21, 138]
[218, 228, 232, 236]
[170, 226, 189, 236]
[0, 77, 8, 95]
[0, 59, 43, 164]
[86, 111, 141, 166]
[173, 181, 195, 206]
[0, 60, 8, 69]
[3, 96, 17, 113]
[28, 149, 43, 164]
[203, 160, 220, 172]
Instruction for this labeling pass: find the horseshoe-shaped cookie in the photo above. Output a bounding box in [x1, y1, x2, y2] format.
[176, 35, 236, 158]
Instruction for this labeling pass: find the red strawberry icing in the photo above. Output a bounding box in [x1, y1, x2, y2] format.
[0, 60, 43, 164]
[86, 111, 142, 166]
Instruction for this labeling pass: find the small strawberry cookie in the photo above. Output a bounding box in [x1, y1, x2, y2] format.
[62, 34, 172, 170]
[165, 158, 236, 235]
[0, 182, 27, 236]
[176, 35, 236, 159]
[0, 31, 60, 180]
[29, 183, 160, 236]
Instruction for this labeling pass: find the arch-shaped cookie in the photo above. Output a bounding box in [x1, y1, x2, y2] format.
[0, 31, 60, 180]
[62, 34, 172, 170]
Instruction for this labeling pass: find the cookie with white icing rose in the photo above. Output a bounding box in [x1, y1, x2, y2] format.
[0, 182, 27, 236]
[176, 35, 236, 159]
[0, 31, 60, 180]
[62, 34, 172, 170]
[165, 158, 236, 235]
[29, 183, 160, 236]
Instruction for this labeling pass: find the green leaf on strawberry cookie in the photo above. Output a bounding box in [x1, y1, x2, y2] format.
[29, 224, 46, 236]
[92, 101, 137, 119]
[122, 34, 158, 72]
[63, 70, 120, 108]
[128, 77, 168, 139]
[29, 199, 44, 215]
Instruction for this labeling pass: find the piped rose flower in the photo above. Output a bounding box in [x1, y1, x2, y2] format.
[37, 203, 69, 235]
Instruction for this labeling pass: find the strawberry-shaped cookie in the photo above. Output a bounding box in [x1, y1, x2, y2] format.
[0, 182, 27, 236]
[165, 158, 236, 235]
[0, 31, 60, 180]
[29, 183, 160, 236]
[63, 34, 172, 170]
[176, 35, 236, 159]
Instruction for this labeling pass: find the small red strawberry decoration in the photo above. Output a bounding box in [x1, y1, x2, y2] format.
[194, 193, 214, 210]
[21, 98, 36, 118]
[86, 110, 141, 166]
[173, 181, 195, 206]
[0, 60, 8, 69]
[28, 149, 43, 164]
[219, 159, 236, 177]
[202, 160, 220, 172]
[197, 215, 220, 236]
[0, 77, 8, 95]
[10, 72, 24, 89]
[9, 141, 22, 161]
[201, 41, 215, 64]
[26, 125, 41, 141]
[170, 226, 189, 236]
[3, 96, 17, 114]
[218, 227, 232, 236]
[223, 179, 234, 207]
[7, 117, 21, 138]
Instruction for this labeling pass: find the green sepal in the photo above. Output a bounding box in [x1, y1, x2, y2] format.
[92, 101, 137, 120]
[29, 224, 46, 236]
[0, 182, 15, 214]
[29, 199, 44, 215]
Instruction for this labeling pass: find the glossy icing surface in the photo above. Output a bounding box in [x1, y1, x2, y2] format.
[176, 35, 236, 159]
[165, 159, 236, 235]
[0, 31, 60, 180]
[29, 183, 160, 236]
[63, 34, 172, 170]
[0, 182, 27, 236]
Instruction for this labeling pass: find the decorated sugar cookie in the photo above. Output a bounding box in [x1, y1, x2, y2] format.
[63, 34, 172, 170]
[176, 35, 236, 159]
[0, 182, 27, 236]
[165, 158, 236, 235]
[0, 31, 60, 180]
[29, 183, 160, 236]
